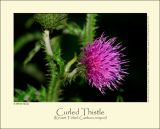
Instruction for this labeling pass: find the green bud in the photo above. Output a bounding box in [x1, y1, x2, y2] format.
[34, 13, 67, 30]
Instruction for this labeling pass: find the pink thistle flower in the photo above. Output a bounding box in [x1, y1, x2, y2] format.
[80, 34, 128, 95]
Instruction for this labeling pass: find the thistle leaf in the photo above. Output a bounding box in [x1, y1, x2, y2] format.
[14, 85, 47, 102]
[63, 22, 82, 36]
[14, 32, 41, 54]
[51, 36, 65, 75]
[64, 53, 77, 73]
[23, 42, 41, 65]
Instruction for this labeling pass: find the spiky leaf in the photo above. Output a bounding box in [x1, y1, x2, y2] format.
[14, 85, 47, 102]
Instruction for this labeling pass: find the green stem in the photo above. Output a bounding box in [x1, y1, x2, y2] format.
[82, 14, 97, 46]
[46, 66, 57, 101]
[43, 30, 78, 101]
[52, 78, 62, 101]
[43, 30, 62, 102]
[43, 30, 53, 56]
[46, 73, 63, 101]
[86, 14, 97, 43]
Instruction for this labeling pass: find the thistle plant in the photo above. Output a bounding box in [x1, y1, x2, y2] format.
[14, 13, 128, 102]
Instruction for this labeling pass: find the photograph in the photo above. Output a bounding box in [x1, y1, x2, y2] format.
[14, 13, 147, 102]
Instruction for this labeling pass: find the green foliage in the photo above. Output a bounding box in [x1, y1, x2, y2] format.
[42, 33, 63, 101]
[63, 22, 82, 36]
[46, 65, 58, 101]
[82, 14, 97, 46]
[43, 34, 79, 101]
[51, 36, 65, 75]
[116, 89, 124, 102]
[23, 42, 41, 65]
[116, 95, 124, 102]
[14, 32, 41, 54]
[64, 54, 78, 83]
[65, 53, 77, 73]
[63, 14, 98, 46]
[25, 17, 34, 29]
[34, 13, 68, 30]
[43, 48, 58, 101]
[14, 85, 47, 102]
[14, 13, 100, 102]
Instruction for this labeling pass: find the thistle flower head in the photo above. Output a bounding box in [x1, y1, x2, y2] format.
[80, 34, 128, 95]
